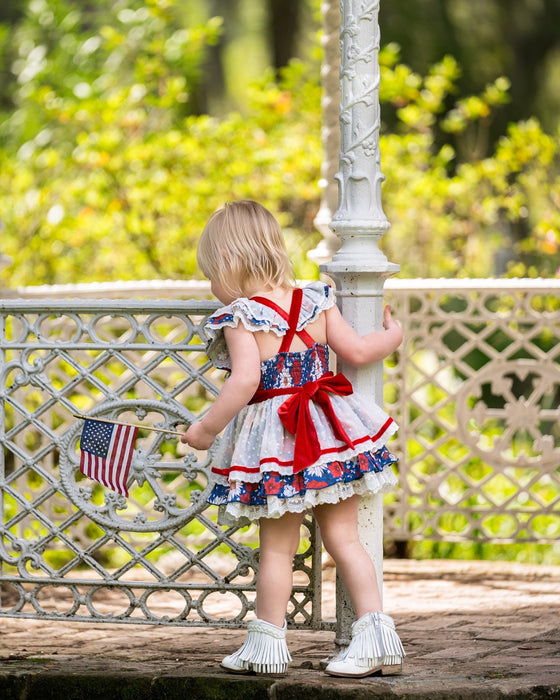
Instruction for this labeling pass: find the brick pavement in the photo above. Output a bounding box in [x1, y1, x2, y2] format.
[0, 559, 559, 699]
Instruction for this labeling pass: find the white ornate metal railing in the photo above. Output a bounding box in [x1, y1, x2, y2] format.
[0, 278, 558, 626]
[0, 297, 322, 627]
[385, 278, 560, 546]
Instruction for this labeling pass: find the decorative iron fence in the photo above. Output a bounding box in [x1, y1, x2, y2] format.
[385, 279, 560, 545]
[0, 279, 559, 626]
[0, 298, 322, 627]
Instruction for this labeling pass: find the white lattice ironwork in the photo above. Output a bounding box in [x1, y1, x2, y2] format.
[384, 279, 560, 545]
[0, 280, 558, 627]
[0, 299, 322, 627]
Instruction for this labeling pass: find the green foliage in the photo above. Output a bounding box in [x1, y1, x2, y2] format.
[0, 3, 322, 285]
[379, 0, 560, 137]
[405, 540, 560, 565]
[1, 0, 221, 148]
[378, 46, 560, 278]
[0, 4, 559, 287]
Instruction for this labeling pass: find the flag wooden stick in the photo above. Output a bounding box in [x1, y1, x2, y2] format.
[72, 413, 184, 436]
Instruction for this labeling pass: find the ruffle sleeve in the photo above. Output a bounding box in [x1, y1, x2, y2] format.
[299, 282, 335, 327]
[204, 298, 287, 370]
[204, 283, 336, 370]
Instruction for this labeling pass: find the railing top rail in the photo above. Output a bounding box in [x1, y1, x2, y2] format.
[0, 299, 220, 313]
[2, 277, 559, 304]
[385, 277, 560, 291]
[1, 279, 212, 300]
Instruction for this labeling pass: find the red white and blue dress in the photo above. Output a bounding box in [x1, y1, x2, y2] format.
[205, 282, 398, 526]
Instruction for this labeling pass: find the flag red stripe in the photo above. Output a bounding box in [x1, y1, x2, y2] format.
[106, 426, 122, 492]
[106, 425, 137, 495]
[110, 425, 136, 494]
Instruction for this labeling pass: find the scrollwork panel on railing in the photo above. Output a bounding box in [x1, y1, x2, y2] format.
[0, 301, 322, 627]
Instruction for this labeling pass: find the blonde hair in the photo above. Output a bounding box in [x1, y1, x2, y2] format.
[197, 200, 295, 297]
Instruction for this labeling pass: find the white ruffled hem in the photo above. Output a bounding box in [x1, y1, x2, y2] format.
[216, 467, 398, 527]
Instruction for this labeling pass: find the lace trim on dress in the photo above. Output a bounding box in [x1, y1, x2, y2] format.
[214, 468, 398, 527]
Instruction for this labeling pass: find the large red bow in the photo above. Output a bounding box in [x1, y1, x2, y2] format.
[277, 372, 355, 472]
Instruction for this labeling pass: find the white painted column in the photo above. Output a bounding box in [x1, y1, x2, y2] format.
[320, 0, 399, 647]
[309, 0, 341, 266]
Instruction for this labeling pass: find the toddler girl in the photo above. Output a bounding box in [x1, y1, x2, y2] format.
[181, 200, 405, 678]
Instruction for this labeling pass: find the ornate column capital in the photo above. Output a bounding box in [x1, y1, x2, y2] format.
[323, 0, 398, 277]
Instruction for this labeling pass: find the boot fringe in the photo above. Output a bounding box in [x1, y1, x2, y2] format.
[343, 613, 383, 668]
[325, 611, 405, 677]
[375, 611, 406, 666]
[226, 619, 291, 675]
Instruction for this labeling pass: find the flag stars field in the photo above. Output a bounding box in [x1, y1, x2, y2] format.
[80, 420, 114, 457]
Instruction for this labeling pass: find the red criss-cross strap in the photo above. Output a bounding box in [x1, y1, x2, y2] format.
[250, 288, 315, 350]
[249, 288, 356, 472]
[279, 287, 303, 352]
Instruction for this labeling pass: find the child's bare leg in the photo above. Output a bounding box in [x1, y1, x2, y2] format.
[220, 511, 303, 675]
[313, 495, 382, 616]
[256, 511, 305, 627]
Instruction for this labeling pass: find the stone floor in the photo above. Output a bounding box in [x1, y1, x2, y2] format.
[1, 559, 559, 699]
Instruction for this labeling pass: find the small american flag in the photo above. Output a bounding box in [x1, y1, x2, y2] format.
[79, 419, 138, 496]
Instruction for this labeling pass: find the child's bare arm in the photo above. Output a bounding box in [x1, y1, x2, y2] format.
[181, 325, 261, 449]
[326, 304, 403, 367]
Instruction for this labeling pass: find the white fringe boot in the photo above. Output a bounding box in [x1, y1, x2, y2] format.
[377, 611, 406, 675]
[221, 619, 292, 676]
[325, 611, 405, 678]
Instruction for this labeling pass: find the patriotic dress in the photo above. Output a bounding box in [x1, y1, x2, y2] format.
[205, 282, 398, 526]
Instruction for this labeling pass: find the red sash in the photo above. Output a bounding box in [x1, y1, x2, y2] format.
[250, 371, 355, 472]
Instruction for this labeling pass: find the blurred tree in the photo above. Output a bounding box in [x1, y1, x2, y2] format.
[0, 0, 27, 111]
[379, 0, 560, 137]
[0, 0, 222, 149]
[0, 51, 323, 286]
[266, 0, 302, 72]
[182, 0, 315, 113]
[0, 0, 559, 286]
[184, 0, 232, 114]
[1, 30, 558, 286]
[0, 0, 24, 22]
